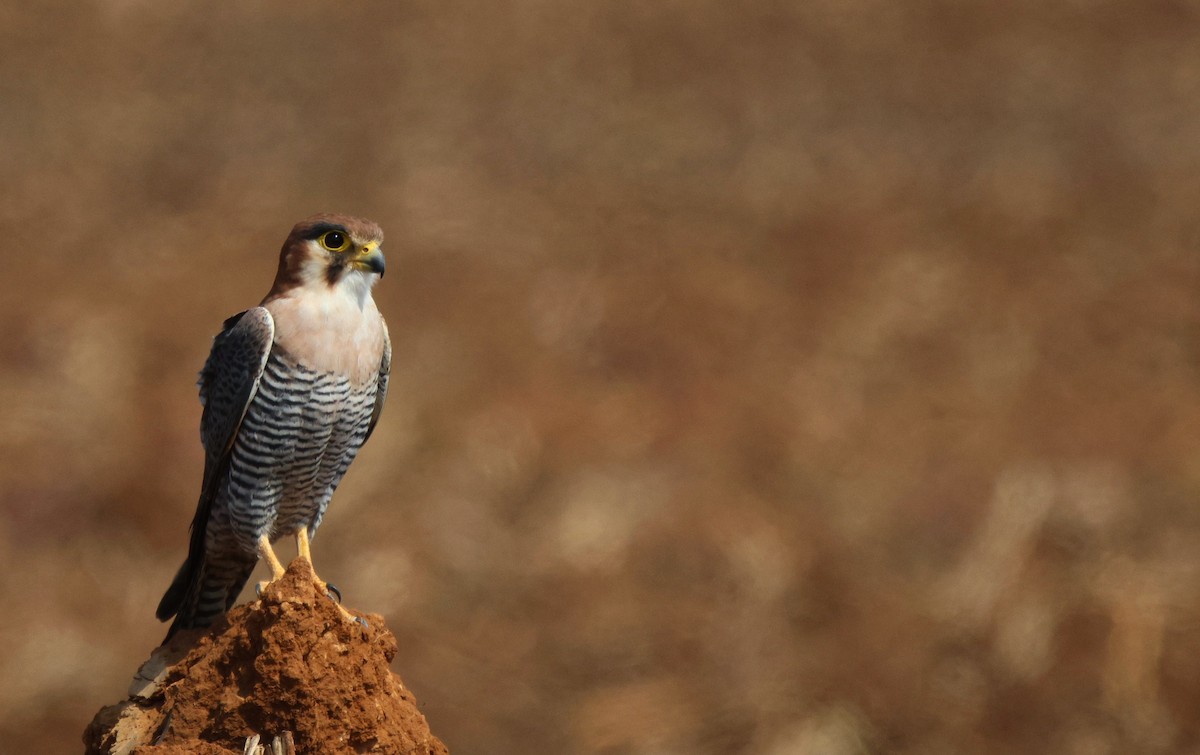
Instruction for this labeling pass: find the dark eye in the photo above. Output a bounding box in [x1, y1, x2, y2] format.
[320, 231, 348, 251]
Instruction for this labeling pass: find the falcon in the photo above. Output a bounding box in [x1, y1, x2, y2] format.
[157, 214, 391, 639]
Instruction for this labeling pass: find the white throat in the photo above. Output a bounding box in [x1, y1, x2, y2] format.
[292, 254, 378, 312]
[337, 269, 377, 311]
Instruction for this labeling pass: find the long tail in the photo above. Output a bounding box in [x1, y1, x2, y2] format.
[157, 550, 256, 640]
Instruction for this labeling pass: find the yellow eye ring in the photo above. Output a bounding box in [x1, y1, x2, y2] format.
[319, 230, 349, 251]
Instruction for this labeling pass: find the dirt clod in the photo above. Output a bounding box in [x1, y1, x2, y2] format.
[84, 560, 448, 754]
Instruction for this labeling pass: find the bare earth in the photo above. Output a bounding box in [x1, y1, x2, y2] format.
[85, 560, 447, 755]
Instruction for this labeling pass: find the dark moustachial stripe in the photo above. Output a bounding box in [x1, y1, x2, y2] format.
[325, 259, 345, 286]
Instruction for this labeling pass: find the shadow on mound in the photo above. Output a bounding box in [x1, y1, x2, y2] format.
[84, 559, 447, 754]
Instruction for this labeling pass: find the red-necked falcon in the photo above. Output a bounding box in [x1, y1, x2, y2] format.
[157, 214, 390, 638]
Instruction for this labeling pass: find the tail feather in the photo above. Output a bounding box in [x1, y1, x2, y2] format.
[158, 552, 256, 641]
[157, 555, 199, 623]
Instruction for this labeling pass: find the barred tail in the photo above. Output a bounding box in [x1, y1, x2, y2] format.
[156, 554, 198, 624]
[157, 551, 255, 641]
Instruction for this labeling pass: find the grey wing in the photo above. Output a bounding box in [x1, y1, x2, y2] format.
[157, 307, 273, 623]
[192, 307, 275, 531]
[363, 321, 391, 444]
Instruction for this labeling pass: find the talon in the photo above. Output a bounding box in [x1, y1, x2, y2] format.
[355, 616, 369, 630]
[325, 582, 343, 604]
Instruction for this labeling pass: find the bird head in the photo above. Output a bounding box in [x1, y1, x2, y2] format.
[270, 214, 386, 307]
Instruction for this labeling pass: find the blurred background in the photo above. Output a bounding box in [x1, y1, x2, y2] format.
[3, 1, 1200, 752]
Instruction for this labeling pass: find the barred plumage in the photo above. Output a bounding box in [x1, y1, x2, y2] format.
[157, 215, 390, 639]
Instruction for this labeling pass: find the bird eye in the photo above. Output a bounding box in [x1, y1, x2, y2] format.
[320, 231, 348, 251]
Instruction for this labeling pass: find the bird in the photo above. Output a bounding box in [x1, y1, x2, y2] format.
[156, 214, 391, 639]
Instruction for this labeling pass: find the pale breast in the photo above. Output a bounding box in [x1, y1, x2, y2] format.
[222, 349, 378, 543]
[263, 289, 386, 387]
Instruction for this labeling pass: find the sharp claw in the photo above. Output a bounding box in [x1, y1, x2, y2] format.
[255, 583, 263, 597]
[355, 616, 369, 630]
[325, 582, 343, 604]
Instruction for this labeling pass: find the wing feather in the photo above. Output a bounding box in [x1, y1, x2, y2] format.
[363, 320, 391, 444]
[198, 308, 275, 468]
[156, 307, 274, 622]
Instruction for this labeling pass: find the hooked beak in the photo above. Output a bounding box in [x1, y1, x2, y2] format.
[354, 244, 386, 277]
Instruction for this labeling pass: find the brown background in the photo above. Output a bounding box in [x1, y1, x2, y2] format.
[4, 1, 1200, 753]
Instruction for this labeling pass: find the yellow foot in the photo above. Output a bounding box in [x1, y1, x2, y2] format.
[317, 579, 361, 623]
[255, 534, 287, 595]
[295, 528, 366, 627]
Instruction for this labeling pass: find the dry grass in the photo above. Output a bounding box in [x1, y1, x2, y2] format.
[3, 1, 1200, 752]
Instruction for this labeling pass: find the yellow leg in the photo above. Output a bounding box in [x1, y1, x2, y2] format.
[295, 528, 359, 624]
[297, 527, 313, 565]
[255, 534, 286, 594]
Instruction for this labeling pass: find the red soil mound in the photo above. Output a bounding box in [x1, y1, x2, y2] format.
[84, 560, 447, 754]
